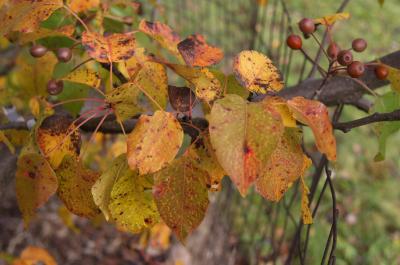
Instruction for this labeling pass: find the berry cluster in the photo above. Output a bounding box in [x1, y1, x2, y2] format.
[30, 45, 74, 95]
[286, 18, 389, 81]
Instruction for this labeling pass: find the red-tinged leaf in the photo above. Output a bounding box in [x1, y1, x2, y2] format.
[127, 111, 183, 175]
[138, 20, 181, 57]
[56, 156, 100, 218]
[82, 31, 136, 63]
[0, 0, 63, 35]
[255, 128, 305, 201]
[287, 96, 337, 161]
[153, 153, 209, 242]
[16, 152, 58, 227]
[178, 34, 223, 67]
[209, 94, 284, 196]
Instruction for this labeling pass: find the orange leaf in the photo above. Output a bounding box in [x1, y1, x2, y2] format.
[138, 20, 181, 57]
[13, 246, 57, 265]
[287, 96, 336, 161]
[68, 0, 99, 13]
[82, 31, 136, 63]
[177, 34, 223, 67]
[314, 12, 350, 26]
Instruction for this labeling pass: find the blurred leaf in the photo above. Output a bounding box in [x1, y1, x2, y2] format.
[18, 25, 75, 44]
[61, 68, 101, 88]
[387, 66, 400, 93]
[0, 130, 15, 153]
[68, 0, 99, 13]
[13, 246, 57, 265]
[58, 205, 80, 233]
[314, 12, 350, 26]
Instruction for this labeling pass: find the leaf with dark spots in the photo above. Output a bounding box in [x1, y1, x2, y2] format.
[168, 85, 196, 112]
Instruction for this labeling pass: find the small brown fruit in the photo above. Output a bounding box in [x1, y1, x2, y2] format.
[352, 38, 367, 53]
[337, 50, 353, 66]
[56, 48, 72, 63]
[47, 79, 64, 95]
[286, 34, 302, 50]
[30, 45, 48, 58]
[298, 18, 316, 34]
[347, 61, 365, 78]
[374, 65, 389, 80]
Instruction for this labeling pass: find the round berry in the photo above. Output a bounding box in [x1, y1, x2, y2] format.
[56, 48, 72, 63]
[374, 65, 389, 80]
[47, 79, 64, 95]
[347, 61, 365, 78]
[286, 34, 302, 50]
[337, 50, 353, 66]
[29, 45, 48, 58]
[352, 38, 367, 53]
[327, 42, 340, 59]
[298, 18, 316, 34]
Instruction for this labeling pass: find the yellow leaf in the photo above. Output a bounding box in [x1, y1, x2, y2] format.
[18, 25, 75, 44]
[121, 47, 149, 79]
[138, 20, 181, 57]
[29, 97, 40, 118]
[314, 12, 350, 26]
[127, 111, 183, 174]
[58, 205, 80, 233]
[177, 34, 223, 67]
[262, 96, 297, 127]
[209, 94, 284, 196]
[255, 128, 305, 201]
[300, 176, 313, 224]
[148, 223, 172, 250]
[82, 31, 136, 63]
[68, 0, 99, 13]
[13, 246, 57, 265]
[0, 0, 63, 35]
[233, 50, 284, 94]
[167, 63, 223, 102]
[16, 152, 58, 227]
[387, 66, 400, 93]
[153, 153, 209, 242]
[61, 68, 101, 88]
[0, 130, 15, 154]
[287, 97, 336, 161]
[2, 129, 29, 146]
[56, 156, 100, 218]
[36, 114, 81, 169]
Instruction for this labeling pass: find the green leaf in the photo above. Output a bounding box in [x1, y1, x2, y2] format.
[153, 153, 209, 242]
[211, 69, 249, 99]
[209, 94, 284, 196]
[373, 91, 400, 161]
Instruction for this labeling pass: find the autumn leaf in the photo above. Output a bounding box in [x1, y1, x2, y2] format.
[18, 24, 75, 44]
[56, 156, 100, 218]
[138, 20, 181, 57]
[153, 153, 209, 242]
[127, 111, 183, 174]
[16, 151, 58, 227]
[108, 160, 160, 233]
[287, 96, 336, 161]
[122, 47, 149, 79]
[314, 12, 350, 26]
[387, 66, 400, 93]
[36, 114, 81, 169]
[167, 63, 222, 102]
[61, 68, 101, 88]
[177, 34, 223, 67]
[300, 175, 313, 225]
[0, 0, 63, 35]
[211, 70, 250, 99]
[255, 128, 305, 201]
[82, 31, 136, 63]
[91, 154, 126, 221]
[233, 50, 284, 94]
[262, 96, 296, 127]
[168, 85, 196, 112]
[0, 130, 15, 153]
[68, 0, 99, 13]
[209, 94, 284, 196]
[13, 246, 57, 265]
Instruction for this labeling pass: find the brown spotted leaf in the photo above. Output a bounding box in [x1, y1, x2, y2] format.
[36, 114, 81, 169]
[287, 96, 336, 161]
[153, 153, 209, 242]
[16, 152, 58, 227]
[56, 156, 100, 218]
[108, 158, 160, 233]
[0, 0, 63, 35]
[82, 31, 136, 63]
[178, 34, 223, 67]
[255, 128, 304, 201]
[61, 68, 101, 88]
[209, 94, 284, 196]
[122, 47, 150, 79]
[168, 85, 196, 112]
[233, 50, 283, 94]
[167, 63, 222, 102]
[127, 110, 183, 174]
[138, 20, 181, 57]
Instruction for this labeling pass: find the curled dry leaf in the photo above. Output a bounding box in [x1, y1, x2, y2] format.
[168, 85, 196, 112]
[127, 111, 183, 174]
[61, 68, 101, 88]
[153, 153, 209, 242]
[16, 151, 58, 227]
[314, 12, 350, 26]
[233, 50, 284, 94]
[255, 128, 305, 201]
[167, 63, 222, 102]
[0, 0, 63, 35]
[36, 114, 81, 169]
[108, 158, 160, 233]
[287, 96, 337, 161]
[56, 156, 100, 218]
[138, 20, 181, 57]
[178, 34, 223, 67]
[209, 94, 284, 196]
[68, 0, 100, 13]
[82, 31, 136, 63]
